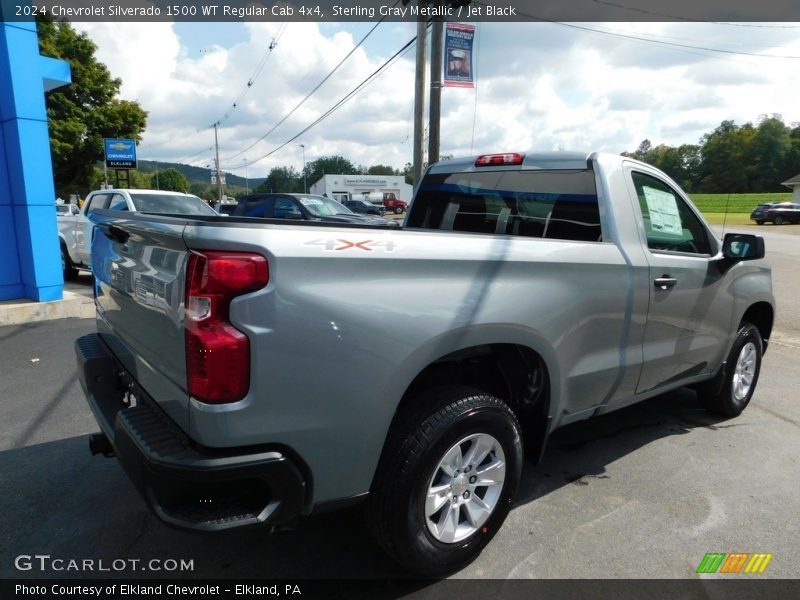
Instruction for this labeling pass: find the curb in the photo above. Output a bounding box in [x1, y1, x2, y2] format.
[0, 291, 95, 326]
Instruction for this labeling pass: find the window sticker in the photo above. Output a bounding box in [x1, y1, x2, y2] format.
[642, 186, 682, 236]
[298, 197, 323, 206]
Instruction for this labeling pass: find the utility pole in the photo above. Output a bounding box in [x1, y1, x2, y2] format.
[244, 158, 248, 194]
[428, 20, 444, 166]
[300, 144, 307, 193]
[412, 17, 428, 188]
[213, 123, 224, 203]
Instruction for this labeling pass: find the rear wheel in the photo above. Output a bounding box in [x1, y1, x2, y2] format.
[698, 322, 762, 417]
[774, 215, 784, 225]
[367, 386, 523, 575]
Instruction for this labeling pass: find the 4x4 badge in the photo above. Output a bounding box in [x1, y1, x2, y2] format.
[305, 239, 396, 252]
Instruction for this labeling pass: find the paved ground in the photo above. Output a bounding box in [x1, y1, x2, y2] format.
[1, 226, 798, 584]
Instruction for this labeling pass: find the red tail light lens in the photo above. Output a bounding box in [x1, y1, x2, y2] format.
[475, 152, 524, 167]
[185, 250, 268, 403]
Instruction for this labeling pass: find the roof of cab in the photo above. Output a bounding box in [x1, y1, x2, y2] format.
[427, 151, 593, 174]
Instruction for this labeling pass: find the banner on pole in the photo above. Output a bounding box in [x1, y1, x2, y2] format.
[443, 23, 476, 88]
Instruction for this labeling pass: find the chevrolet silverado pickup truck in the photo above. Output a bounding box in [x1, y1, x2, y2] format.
[58, 188, 216, 280]
[76, 152, 774, 575]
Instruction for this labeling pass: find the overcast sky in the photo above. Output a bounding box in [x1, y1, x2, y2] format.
[73, 20, 800, 179]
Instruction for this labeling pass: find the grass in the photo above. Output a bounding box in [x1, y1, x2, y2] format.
[700, 213, 755, 226]
[688, 193, 792, 214]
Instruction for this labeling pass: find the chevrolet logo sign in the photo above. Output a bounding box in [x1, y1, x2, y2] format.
[109, 142, 131, 151]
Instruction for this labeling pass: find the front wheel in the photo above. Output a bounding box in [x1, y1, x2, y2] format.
[394, 206, 404, 214]
[755, 220, 765, 225]
[61, 243, 79, 281]
[367, 386, 523, 575]
[699, 322, 762, 417]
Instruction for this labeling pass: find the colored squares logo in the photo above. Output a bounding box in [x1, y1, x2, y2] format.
[696, 552, 773, 574]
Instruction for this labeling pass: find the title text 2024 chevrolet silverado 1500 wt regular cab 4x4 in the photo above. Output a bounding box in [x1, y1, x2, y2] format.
[58, 188, 217, 280]
[76, 152, 774, 575]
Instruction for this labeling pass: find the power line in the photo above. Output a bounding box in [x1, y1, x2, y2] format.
[220, 13, 396, 164]
[590, 0, 800, 27]
[238, 33, 419, 169]
[210, 23, 288, 128]
[477, 2, 800, 59]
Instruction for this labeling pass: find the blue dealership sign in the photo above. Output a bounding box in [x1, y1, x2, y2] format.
[104, 138, 137, 169]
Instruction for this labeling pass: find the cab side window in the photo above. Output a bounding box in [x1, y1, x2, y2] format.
[632, 172, 710, 255]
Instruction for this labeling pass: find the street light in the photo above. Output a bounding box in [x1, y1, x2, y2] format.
[299, 144, 307, 193]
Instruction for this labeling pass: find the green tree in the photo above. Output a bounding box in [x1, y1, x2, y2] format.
[366, 164, 398, 176]
[37, 14, 148, 197]
[698, 120, 755, 192]
[255, 166, 301, 193]
[157, 168, 190, 193]
[304, 155, 358, 187]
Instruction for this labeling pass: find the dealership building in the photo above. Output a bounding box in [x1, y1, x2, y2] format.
[309, 174, 413, 205]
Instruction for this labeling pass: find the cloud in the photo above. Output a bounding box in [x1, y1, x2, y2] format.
[73, 20, 800, 178]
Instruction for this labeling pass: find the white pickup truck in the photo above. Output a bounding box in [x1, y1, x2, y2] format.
[57, 188, 217, 279]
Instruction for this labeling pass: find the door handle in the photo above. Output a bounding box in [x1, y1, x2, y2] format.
[654, 276, 677, 290]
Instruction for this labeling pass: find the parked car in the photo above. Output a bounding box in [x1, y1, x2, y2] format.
[750, 202, 800, 225]
[58, 188, 216, 280]
[56, 204, 80, 216]
[342, 198, 387, 216]
[214, 203, 238, 215]
[234, 193, 398, 227]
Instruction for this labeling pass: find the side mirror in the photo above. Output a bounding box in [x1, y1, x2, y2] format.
[722, 233, 765, 261]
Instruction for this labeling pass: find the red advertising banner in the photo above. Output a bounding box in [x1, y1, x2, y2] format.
[443, 22, 476, 88]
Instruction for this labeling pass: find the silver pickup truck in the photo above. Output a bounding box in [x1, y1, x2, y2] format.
[58, 188, 217, 280]
[76, 152, 774, 575]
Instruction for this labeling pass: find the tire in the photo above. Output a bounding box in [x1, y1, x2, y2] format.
[755, 220, 764, 225]
[774, 215, 784, 225]
[394, 206, 404, 215]
[698, 322, 762, 418]
[61, 242, 79, 281]
[367, 386, 523, 575]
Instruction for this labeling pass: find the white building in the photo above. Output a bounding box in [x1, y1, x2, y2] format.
[309, 174, 413, 204]
[781, 172, 800, 201]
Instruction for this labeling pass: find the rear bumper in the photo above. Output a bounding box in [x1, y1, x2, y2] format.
[75, 333, 307, 532]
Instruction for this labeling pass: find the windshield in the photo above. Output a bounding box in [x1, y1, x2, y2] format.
[129, 193, 217, 216]
[295, 194, 355, 217]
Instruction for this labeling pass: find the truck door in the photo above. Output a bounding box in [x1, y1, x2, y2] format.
[78, 193, 112, 265]
[628, 169, 730, 393]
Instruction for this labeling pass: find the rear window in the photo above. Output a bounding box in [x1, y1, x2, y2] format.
[129, 193, 217, 216]
[408, 169, 601, 242]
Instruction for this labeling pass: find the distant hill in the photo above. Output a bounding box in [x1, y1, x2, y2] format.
[137, 160, 265, 189]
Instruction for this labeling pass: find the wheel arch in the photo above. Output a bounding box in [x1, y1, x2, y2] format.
[373, 328, 560, 493]
[741, 301, 774, 354]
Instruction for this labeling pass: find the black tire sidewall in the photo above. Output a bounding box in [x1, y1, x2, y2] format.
[721, 324, 762, 416]
[394, 403, 522, 574]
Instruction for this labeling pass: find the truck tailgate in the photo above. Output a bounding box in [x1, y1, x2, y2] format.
[90, 211, 192, 430]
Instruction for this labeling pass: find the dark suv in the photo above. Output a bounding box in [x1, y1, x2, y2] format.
[233, 193, 398, 227]
[750, 202, 800, 225]
[342, 198, 387, 216]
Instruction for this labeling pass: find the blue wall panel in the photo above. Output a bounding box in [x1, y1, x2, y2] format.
[0, 20, 70, 302]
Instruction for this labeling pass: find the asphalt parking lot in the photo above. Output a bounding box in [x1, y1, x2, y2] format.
[1, 225, 799, 586]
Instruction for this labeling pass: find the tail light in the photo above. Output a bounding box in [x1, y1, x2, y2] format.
[475, 152, 524, 167]
[185, 250, 268, 403]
